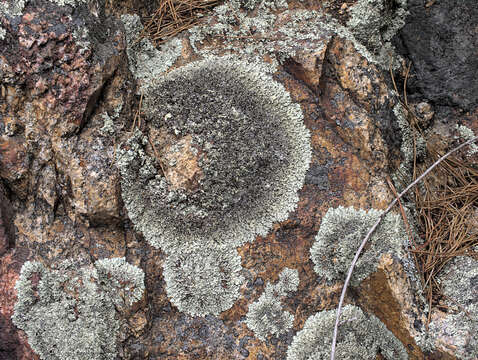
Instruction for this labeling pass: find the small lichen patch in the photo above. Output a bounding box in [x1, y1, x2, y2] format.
[455, 124, 478, 157]
[0, 0, 26, 17]
[245, 268, 299, 341]
[427, 255, 478, 359]
[391, 103, 427, 189]
[345, 0, 408, 69]
[121, 14, 182, 87]
[162, 244, 244, 317]
[117, 55, 311, 254]
[286, 305, 408, 360]
[309, 206, 408, 285]
[12, 258, 145, 360]
[50, 0, 87, 6]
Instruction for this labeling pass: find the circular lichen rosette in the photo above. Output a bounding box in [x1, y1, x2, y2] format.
[162, 243, 245, 317]
[117, 55, 311, 254]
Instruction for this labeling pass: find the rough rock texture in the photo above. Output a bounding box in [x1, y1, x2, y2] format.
[1, 0, 477, 359]
[0, 184, 14, 256]
[427, 256, 478, 360]
[396, 0, 478, 110]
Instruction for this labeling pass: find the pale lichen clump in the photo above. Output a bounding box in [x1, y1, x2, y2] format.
[121, 14, 182, 87]
[245, 268, 299, 340]
[0, 0, 88, 17]
[428, 256, 478, 359]
[186, 0, 407, 70]
[309, 206, 408, 285]
[187, 1, 334, 67]
[117, 55, 311, 254]
[391, 103, 427, 190]
[12, 258, 145, 360]
[344, 0, 408, 70]
[455, 124, 478, 157]
[162, 244, 245, 317]
[286, 305, 408, 360]
[117, 55, 311, 316]
[0, 0, 26, 17]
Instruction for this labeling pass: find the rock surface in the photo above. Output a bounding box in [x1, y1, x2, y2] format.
[0, 0, 477, 359]
[396, 0, 478, 110]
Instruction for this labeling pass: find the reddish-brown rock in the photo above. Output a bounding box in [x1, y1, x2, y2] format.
[1, 0, 476, 359]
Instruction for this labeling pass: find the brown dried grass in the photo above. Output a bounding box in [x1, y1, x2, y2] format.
[139, 0, 222, 46]
[390, 62, 478, 326]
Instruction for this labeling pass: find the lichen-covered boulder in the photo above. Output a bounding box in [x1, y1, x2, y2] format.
[1, 0, 458, 358]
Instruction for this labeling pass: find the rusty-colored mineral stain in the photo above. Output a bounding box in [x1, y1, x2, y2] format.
[358, 254, 426, 360]
[148, 127, 204, 191]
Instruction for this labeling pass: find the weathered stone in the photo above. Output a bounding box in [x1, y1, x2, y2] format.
[358, 254, 428, 359]
[427, 256, 478, 360]
[396, 0, 478, 110]
[0, 251, 39, 360]
[3, 0, 477, 359]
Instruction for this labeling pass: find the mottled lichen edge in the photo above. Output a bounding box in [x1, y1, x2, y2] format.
[117, 55, 312, 255]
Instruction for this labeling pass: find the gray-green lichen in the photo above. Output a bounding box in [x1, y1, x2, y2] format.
[100, 102, 123, 136]
[121, 14, 182, 87]
[117, 55, 311, 254]
[186, 0, 406, 71]
[286, 305, 408, 360]
[0, 0, 87, 18]
[50, 0, 87, 6]
[0, 0, 26, 17]
[309, 206, 408, 285]
[186, 1, 334, 68]
[427, 255, 478, 359]
[455, 124, 478, 157]
[12, 258, 145, 360]
[245, 268, 299, 340]
[344, 0, 408, 70]
[0, 26, 5, 40]
[392, 104, 426, 190]
[162, 244, 244, 317]
[391, 103, 426, 192]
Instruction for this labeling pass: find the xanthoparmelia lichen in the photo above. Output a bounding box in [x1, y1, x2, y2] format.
[286, 305, 408, 360]
[455, 124, 478, 157]
[121, 14, 182, 87]
[428, 256, 478, 359]
[344, 0, 408, 70]
[185, 0, 407, 70]
[309, 206, 408, 286]
[245, 268, 299, 341]
[0, 0, 26, 17]
[162, 244, 245, 316]
[0, 0, 88, 18]
[117, 55, 310, 316]
[117, 55, 311, 254]
[391, 103, 427, 190]
[12, 258, 144, 360]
